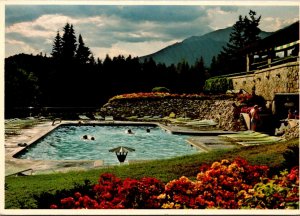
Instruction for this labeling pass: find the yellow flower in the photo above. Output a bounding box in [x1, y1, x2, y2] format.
[175, 204, 181, 209]
[221, 159, 230, 165]
[245, 194, 252, 199]
[248, 189, 255, 194]
[211, 162, 221, 169]
[162, 202, 175, 209]
[179, 176, 189, 182]
[157, 193, 166, 199]
[257, 192, 265, 198]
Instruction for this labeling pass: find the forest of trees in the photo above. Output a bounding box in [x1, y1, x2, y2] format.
[5, 23, 207, 117]
[5, 10, 262, 117]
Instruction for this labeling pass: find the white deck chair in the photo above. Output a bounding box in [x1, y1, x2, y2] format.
[105, 116, 114, 121]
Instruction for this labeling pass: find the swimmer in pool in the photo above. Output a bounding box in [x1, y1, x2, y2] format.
[126, 129, 134, 134]
[146, 128, 150, 133]
[82, 135, 95, 140]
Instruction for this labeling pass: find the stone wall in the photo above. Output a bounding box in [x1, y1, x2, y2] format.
[100, 97, 299, 139]
[100, 98, 239, 131]
[231, 62, 299, 101]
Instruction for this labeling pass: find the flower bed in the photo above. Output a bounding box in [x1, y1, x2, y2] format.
[50, 158, 299, 209]
[108, 92, 234, 102]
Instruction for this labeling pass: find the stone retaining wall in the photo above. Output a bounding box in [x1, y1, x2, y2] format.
[231, 62, 299, 101]
[100, 97, 299, 140]
[100, 98, 239, 131]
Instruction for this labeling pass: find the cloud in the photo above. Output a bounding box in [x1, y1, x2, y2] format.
[6, 39, 40, 56]
[3, 5, 233, 58]
[5, 5, 206, 25]
[261, 17, 299, 32]
[6, 14, 78, 38]
[5, 5, 299, 59]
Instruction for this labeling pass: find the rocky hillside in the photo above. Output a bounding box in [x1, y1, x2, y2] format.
[100, 97, 298, 140]
[100, 98, 240, 131]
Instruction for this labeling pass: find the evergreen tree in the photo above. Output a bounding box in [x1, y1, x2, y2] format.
[224, 15, 245, 54]
[213, 10, 261, 75]
[176, 60, 190, 93]
[209, 56, 219, 76]
[244, 10, 261, 45]
[188, 56, 206, 92]
[89, 54, 96, 65]
[51, 31, 62, 59]
[75, 34, 91, 64]
[61, 23, 77, 60]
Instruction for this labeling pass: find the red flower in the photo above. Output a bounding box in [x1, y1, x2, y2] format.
[50, 204, 58, 209]
[74, 192, 81, 199]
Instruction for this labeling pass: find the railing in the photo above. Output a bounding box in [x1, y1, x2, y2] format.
[208, 55, 298, 81]
[252, 56, 299, 70]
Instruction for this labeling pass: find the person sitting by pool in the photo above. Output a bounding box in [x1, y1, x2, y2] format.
[126, 129, 134, 134]
[146, 128, 151, 133]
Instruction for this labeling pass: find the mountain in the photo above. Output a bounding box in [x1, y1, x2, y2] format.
[140, 27, 272, 67]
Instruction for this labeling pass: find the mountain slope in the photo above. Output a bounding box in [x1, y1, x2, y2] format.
[140, 27, 271, 67]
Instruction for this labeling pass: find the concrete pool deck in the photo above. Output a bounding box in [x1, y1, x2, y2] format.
[5, 120, 238, 176]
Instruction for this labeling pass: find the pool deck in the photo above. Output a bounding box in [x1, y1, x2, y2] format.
[5, 120, 237, 176]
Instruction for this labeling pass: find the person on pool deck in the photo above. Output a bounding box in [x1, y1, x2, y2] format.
[232, 103, 241, 131]
[250, 105, 260, 131]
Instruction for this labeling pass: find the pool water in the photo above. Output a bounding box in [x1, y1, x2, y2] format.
[17, 125, 200, 165]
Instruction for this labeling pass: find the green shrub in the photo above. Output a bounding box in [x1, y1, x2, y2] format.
[204, 77, 233, 93]
[238, 167, 299, 209]
[152, 87, 170, 93]
[34, 180, 94, 209]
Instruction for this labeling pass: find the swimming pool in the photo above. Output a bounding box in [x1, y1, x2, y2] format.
[16, 124, 200, 165]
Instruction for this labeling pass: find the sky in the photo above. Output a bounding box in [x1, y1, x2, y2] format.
[4, 3, 299, 60]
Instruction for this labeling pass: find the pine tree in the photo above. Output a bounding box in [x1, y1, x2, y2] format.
[51, 31, 62, 59]
[244, 10, 261, 45]
[75, 34, 91, 64]
[213, 10, 261, 75]
[89, 54, 95, 65]
[61, 23, 77, 60]
[190, 56, 206, 92]
[209, 56, 219, 76]
[225, 15, 245, 54]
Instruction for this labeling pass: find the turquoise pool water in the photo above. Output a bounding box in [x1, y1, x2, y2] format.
[17, 125, 200, 165]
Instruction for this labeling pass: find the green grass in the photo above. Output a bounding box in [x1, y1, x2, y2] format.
[5, 138, 298, 209]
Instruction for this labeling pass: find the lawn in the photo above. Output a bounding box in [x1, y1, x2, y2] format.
[5, 138, 298, 209]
